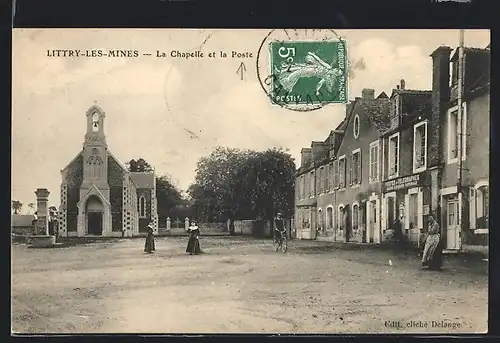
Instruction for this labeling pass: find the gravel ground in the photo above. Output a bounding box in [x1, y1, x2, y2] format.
[11, 236, 488, 334]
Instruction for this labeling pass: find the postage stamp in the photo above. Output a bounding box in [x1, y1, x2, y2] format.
[268, 40, 348, 106]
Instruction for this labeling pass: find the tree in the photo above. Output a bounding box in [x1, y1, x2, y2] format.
[187, 147, 253, 222]
[12, 200, 23, 214]
[126, 158, 154, 172]
[230, 148, 296, 221]
[188, 147, 296, 226]
[155, 174, 188, 222]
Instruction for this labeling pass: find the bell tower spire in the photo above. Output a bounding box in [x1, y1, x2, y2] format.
[80, 104, 110, 202]
[84, 103, 107, 149]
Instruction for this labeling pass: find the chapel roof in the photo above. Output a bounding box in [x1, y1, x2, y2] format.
[129, 172, 155, 189]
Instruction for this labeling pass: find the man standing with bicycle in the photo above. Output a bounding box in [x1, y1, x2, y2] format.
[274, 212, 287, 249]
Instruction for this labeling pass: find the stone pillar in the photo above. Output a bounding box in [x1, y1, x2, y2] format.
[35, 188, 50, 235]
[166, 217, 171, 231]
[185, 217, 190, 231]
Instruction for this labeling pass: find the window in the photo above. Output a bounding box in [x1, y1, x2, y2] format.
[448, 201, 458, 226]
[324, 165, 329, 192]
[369, 141, 379, 182]
[301, 175, 305, 199]
[476, 186, 489, 230]
[338, 206, 344, 230]
[413, 121, 428, 173]
[87, 156, 103, 179]
[317, 168, 322, 195]
[326, 207, 334, 229]
[139, 196, 146, 218]
[328, 163, 334, 191]
[318, 210, 324, 231]
[451, 60, 458, 86]
[388, 133, 400, 178]
[309, 171, 314, 197]
[333, 160, 339, 188]
[352, 203, 359, 230]
[408, 193, 418, 230]
[338, 156, 346, 188]
[447, 104, 467, 164]
[304, 173, 309, 198]
[353, 114, 360, 139]
[351, 149, 361, 185]
[92, 112, 99, 132]
[448, 110, 458, 160]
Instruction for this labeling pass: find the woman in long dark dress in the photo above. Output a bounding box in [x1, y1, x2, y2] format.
[144, 222, 156, 254]
[421, 215, 442, 270]
[186, 221, 201, 255]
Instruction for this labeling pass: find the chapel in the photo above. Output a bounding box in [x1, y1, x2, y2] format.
[58, 105, 158, 237]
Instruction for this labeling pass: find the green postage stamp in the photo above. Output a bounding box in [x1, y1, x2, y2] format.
[269, 40, 348, 106]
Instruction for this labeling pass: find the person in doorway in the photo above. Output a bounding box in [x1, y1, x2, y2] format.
[421, 215, 442, 270]
[186, 221, 201, 255]
[392, 218, 404, 243]
[144, 222, 156, 254]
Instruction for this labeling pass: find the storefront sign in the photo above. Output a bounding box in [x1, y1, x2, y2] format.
[382, 173, 424, 193]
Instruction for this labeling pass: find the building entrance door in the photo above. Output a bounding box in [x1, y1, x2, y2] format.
[367, 200, 377, 243]
[446, 199, 460, 250]
[88, 212, 103, 235]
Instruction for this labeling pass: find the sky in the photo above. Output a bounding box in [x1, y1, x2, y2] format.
[11, 29, 490, 211]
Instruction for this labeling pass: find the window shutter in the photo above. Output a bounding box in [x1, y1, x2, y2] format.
[381, 197, 386, 233]
[417, 191, 423, 230]
[469, 187, 476, 230]
[348, 157, 352, 186]
[375, 198, 380, 243]
[358, 152, 362, 184]
[363, 200, 375, 243]
[404, 194, 410, 231]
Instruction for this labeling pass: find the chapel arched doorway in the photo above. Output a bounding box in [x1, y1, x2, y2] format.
[86, 195, 104, 235]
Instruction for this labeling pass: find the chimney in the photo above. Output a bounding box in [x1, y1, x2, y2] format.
[311, 141, 328, 161]
[400, 79, 406, 90]
[300, 148, 312, 167]
[396, 85, 400, 90]
[429, 45, 452, 167]
[361, 88, 375, 99]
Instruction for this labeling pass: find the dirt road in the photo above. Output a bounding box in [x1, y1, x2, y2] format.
[11, 237, 488, 334]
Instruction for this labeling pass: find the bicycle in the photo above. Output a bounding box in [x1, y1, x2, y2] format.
[272, 230, 288, 253]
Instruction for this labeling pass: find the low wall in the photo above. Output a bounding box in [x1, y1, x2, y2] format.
[233, 220, 272, 238]
[158, 222, 229, 236]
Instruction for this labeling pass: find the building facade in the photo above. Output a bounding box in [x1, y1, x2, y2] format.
[330, 89, 390, 244]
[294, 43, 490, 254]
[380, 81, 433, 246]
[58, 105, 158, 237]
[439, 47, 490, 253]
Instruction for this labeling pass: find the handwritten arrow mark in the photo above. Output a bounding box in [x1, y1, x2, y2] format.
[236, 62, 246, 80]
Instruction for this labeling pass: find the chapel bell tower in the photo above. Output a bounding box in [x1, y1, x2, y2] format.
[80, 104, 110, 200]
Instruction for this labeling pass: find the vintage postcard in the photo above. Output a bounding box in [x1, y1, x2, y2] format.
[11, 29, 489, 334]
